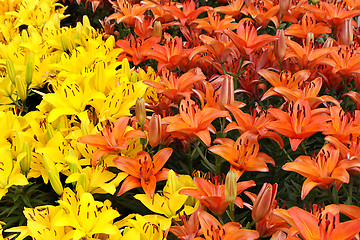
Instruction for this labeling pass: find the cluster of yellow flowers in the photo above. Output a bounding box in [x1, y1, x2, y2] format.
[0, 1, 196, 239]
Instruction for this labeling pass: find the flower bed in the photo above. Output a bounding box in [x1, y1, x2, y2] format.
[1, 0, 360, 239]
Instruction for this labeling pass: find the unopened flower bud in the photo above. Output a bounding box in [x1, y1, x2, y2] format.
[167, 170, 179, 194]
[25, 52, 34, 87]
[131, 72, 138, 83]
[46, 124, 55, 140]
[219, 75, 234, 110]
[43, 153, 63, 195]
[47, 168, 64, 195]
[148, 114, 162, 147]
[225, 171, 237, 204]
[135, 98, 146, 128]
[15, 75, 27, 102]
[252, 183, 278, 222]
[6, 58, 16, 85]
[280, 0, 290, 15]
[322, 38, 334, 49]
[153, 21, 162, 37]
[275, 29, 286, 62]
[19, 142, 31, 174]
[340, 18, 353, 46]
[306, 32, 314, 47]
[65, 149, 80, 174]
[76, 172, 88, 193]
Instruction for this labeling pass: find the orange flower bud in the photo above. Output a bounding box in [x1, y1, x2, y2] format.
[340, 18, 353, 46]
[280, 0, 290, 15]
[148, 114, 162, 147]
[275, 29, 286, 63]
[153, 21, 162, 38]
[225, 171, 237, 204]
[322, 38, 334, 49]
[219, 74, 234, 110]
[252, 183, 278, 222]
[135, 98, 146, 128]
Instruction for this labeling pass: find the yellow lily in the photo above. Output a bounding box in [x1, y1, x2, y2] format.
[6, 205, 66, 240]
[0, 147, 28, 200]
[54, 188, 121, 240]
[134, 170, 198, 227]
[42, 75, 105, 122]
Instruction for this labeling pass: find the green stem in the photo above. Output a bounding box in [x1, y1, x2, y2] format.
[245, 220, 256, 229]
[193, 141, 215, 172]
[9, 94, 23, 110]
[300, 141, 307, 155]
[217, 214, 224, 225]
[327, 188, 338, 204]
[342, 77, 348, 93]
[347, 176, 354, 205]
[282, 147, 294, 162]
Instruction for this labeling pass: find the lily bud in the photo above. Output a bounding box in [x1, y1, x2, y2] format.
[135, 98, 146, 128]
[131, 72, 138, 83]
[167, 170, 179, 194]
[46, 124, 55, 140]
[65, 149, 80, 174]
[148, 114, 162, 147]
[252, 183, 278, 222]
[43, 153, 63, 195]
[322, 38, 334, 49]
[19, 142, 31, 174]
[280, 0, 290, 15]
[153, 21, 162, 37]
[275, 29, 287, 63]
[275, 29, 286, 63]
[306, 32, 314, 47]
[6, 58, 16, 85]
[219, 74, 234, 110]
[25, 52, 34, 87]
[46, 168, 64, 195]
[225, 171, 237, 204]
[77, 172, 88, 193]
[340, 18, 353, 46]
[15, 75, 27, 102]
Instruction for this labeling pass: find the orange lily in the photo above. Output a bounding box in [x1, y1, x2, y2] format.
[215, 0, 247, 18]
[274, 206, 360, 240]
[209, 132, 275, 178]
[322, 106, 360, 144]
[312, 1, 360, 28]
[163, 0, 212, 26]
[162, 98, 228, 146]
[284, 39, 335, 70]
[224, 20, 278, 57]
[115, 35, 160, 65]
[170, 209, 201, 240]
[330, 45, 360, 84]
[282, 144, 349, 199]
[77, 117, 146, 166]
[142, 0, 176, 23]
[143, 68, 206, 104]
[266, 99, 331, 151]
[246, 0, 280, 29]
[194, 210, 260, 240]
[343, 91, 360, 109]
[282, 0, 308, 23]
[325, 135, 360, 176]
[143, 35, 191, 71]
[195, 11, 238, 35]
[259, 69, 311, 101]
[189, 34, 237, 64]
[113, 148, 173, 199]
[179, 176, 255, 216]
[224, 104, 284, 148]
[285, 12, 331, 39]
[107, 0, 149, 26]
[269, 77, 340, 109]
